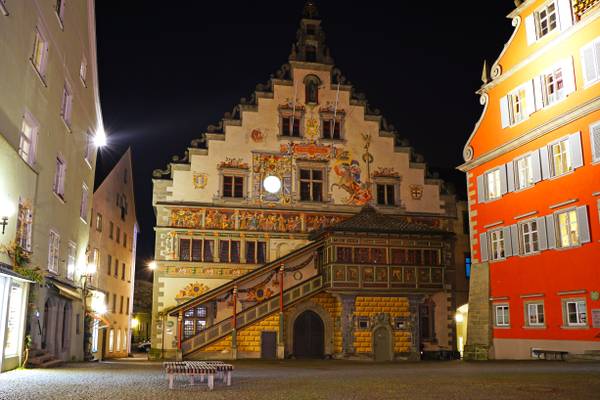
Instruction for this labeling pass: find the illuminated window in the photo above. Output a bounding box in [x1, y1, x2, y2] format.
[556, 209, 579, 248]
[66, 242, 76, 281]
[494, 304, 510, 327]
[564, 300, 587, 326]
[183, 306, 207, 339]
[489, 229, 505, 261]
[465, 255, 471, 279]
[16, 200, 33, 252]
[108, 329, 114, 352]
[116, 328, 121, 352]
[91, 320, 99, 353]
[515, 154, 534, 190]
[19, 113, 38, 166]
[31, 28, 49, 78]
[485, 169, 502, 200]
[519, 219, 539, 255]
[84, 131, 94, 164]
[550, 138, 572, 177]
[96, 213, 102, 232]
[526, 303, 545, 326]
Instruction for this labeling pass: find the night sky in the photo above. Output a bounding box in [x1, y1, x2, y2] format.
[94, 1, 515, 280]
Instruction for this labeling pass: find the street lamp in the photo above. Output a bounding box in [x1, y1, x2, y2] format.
[0, 195, 16, 235]
[80, 262, 96, 361]
[148, 261, 157, 270]
[94, 127, 107, 148]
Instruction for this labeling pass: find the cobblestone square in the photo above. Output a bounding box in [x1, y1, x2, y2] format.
[1, 360, 599, 400]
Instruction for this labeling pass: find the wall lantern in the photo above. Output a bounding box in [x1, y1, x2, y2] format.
[0, 195, 16, 235]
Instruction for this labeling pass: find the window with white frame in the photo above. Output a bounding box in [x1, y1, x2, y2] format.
[53, 155, 67, 199]
[543, 67, 565, 106]
[80, 184, 89, 222]
[48, 230, 60, 273]
[565, 299, 587, 326]
[508, 86, 528, 125]
[299, 167, 324, 202]
[526, 302, 545, 326]
[515, 154, 534, 190]
[580, 36, 600, 87]
[590, 121, 600, 163]
[60, 82, 73, 127]
[376, 183, 396, 206]
[550, 138, 572, 176]
[16, 199, 33, 252]
[495, 304, 510, 327]
[489, 229, 506, 260]
[31, 27, 49, 78]
[556, 208, 579, 248]
[534, 1, 558, 39]
[321, 118, 342, 140]
[519, 219, 540, 255]
[84, 132, 94, 164]
[485, 169, 502, 201]
[19, 113, 38, 166]
[80, 57, 88, 85]
[67, 242, 76, 281]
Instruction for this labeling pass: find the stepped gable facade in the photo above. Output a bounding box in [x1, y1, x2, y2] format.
[152, 1, 469, 360]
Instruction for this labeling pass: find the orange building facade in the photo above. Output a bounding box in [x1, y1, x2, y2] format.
[459, 0, 600, 359]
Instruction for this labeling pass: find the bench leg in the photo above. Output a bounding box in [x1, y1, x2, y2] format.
[190, 375, 194, 385]
[226, 371, 231, 386]
[208, 374, 214, 391]
[168, 374, 174, 390]
[200, 373, 204, 383]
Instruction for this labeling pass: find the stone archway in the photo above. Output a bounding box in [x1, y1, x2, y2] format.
[285, 300, 334, 357]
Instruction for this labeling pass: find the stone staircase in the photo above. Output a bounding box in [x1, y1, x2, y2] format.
[569, 350, 600, 362]
[182, 274, 324, 357]
[27, 349, 63, 368]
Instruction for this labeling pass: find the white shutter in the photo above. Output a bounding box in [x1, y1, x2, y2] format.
[537, 217, 548, 250]
[577, 205, 591, 244]
[540, 146, 551, 179]
[557, 0, 573, 30]
[546, 214, 557, 249]
[533, 76, 544, 110]
[499, 164, 508, 195]
[480, 232, 489, 262]
[591, 122, 600, 163]
[506, 161, 515, 192]
[569, 131, 583, 169]
[477, 175, 486, 203]
[525, 14, 537, 45]
[503, 227, 513, 257]
[500, 96, 510, 128]
[510, 225, 520, 256]
[525, 81, 536, 116]
[580, 43, 599, 87]
[562, 57, 576, 96]
[531, 149, 542, 183]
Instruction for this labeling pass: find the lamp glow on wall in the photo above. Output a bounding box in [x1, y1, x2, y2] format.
[0, 194, 16, 235]
[263, 175, 282, 194]
[148, 261, 157, 270]
[94, 127, 107, 148]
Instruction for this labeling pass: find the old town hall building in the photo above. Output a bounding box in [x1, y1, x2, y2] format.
[151, 2, 469, 361]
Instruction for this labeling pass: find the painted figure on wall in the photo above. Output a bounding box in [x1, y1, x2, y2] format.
[332, 151, 372, 205]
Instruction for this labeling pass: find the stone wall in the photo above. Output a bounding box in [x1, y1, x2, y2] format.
[309, 293, 342, 353]
[237, 314, 280, 352]
[463, 262, 492, 360]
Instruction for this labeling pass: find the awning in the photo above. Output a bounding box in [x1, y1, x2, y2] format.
[52, 281, 82, 301]
[89, 312, 111, 329]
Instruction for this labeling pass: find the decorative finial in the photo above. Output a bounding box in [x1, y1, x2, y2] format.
[303, 1, 319, 19]
[481, 60, 489, 84]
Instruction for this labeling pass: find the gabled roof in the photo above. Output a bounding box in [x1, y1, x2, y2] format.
[310, 205, 451, 238]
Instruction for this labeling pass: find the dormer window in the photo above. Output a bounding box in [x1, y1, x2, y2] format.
[304, 75, 320, 104]
[305, 45, 317, 62]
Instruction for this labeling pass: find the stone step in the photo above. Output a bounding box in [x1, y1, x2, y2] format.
[28, 353, 56, 365]
[569, 353, 600, 362]
[584, 350, 600, 355]
[37, 359, 63, 368]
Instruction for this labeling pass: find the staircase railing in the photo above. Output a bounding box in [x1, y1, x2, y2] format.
[182, 274, 324, 355]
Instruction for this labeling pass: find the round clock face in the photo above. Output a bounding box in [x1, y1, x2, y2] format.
[263, 175, 282, 194]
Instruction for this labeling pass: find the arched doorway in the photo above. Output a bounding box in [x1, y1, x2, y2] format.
[373, 326, 392, 362]
[293, 310, 324, 358]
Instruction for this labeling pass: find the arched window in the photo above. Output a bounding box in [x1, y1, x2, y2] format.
[304, 75, 320, 104]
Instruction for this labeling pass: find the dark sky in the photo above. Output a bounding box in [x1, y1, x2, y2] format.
[94, 1, 515, 280]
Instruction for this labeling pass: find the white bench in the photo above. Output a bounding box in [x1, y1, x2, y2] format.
[163, 361, 234, 390]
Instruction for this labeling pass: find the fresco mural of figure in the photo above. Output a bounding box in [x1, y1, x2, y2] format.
[332, 155, 372, 206]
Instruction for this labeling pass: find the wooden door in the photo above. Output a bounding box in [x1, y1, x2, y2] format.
[261, 331, 277, 360]
[374, 327, 392, 361]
